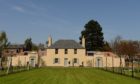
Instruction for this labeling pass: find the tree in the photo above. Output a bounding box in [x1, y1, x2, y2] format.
[103, 41, 112, 51]
[24, 38, 33, 51]
[110, 36, 122, 54]
[32, 44, 39, 51]
[111, 37, 139, 77]
[122, 41, 139, 77]
[0, 31, 9, 70]
[38, 43, 45, 67]
[110, 36, 123, 73]
[136, 41, 140, 68]
[24, 38, 39, 51]
[80, 20, 104, 51]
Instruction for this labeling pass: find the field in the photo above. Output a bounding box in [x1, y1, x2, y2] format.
[0, 67, 140, 84]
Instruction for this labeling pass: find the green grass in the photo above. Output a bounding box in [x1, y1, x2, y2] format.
[0, 70, 7, 76]
[135, 72, 140, 78]
[0, 67, 140, 84]
[105, 67, 140, 78]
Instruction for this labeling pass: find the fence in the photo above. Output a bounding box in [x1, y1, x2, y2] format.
[101, 66, 140, 79]
[0, 66, 37, 77]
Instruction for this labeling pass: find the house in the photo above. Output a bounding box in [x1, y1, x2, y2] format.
[40, 36, 125, 67]
[44, 37, 86, 67]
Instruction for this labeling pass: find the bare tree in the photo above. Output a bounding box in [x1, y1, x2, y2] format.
[0, 31, 9, 70]
[110, 36, 122, 73]
[117, 40, 139, 77]
[110, 36, 122, 54]
[126, 41, 139, 77]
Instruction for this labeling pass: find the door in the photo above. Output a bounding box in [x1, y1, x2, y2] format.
[30, 56, 36, 67]
[30, 59, 35, 67]
[96, 57, 103, 67]
[64, 58, 68, 67]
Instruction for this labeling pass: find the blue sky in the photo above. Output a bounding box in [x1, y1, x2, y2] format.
[0, 0, 140, 44]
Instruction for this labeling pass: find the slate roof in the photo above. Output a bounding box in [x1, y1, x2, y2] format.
[6, 44, 25, 49]
[47, 40, 84, 49]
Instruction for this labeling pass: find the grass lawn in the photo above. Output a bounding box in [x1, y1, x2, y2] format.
[0, 67, 140, 84]
[0, 70, 7, 76]
[135, 72, 140, 78]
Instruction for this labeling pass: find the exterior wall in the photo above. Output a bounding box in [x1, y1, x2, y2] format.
[11, 56, 28, 66]
[8, 50, 125, 68]
[38, 50, 47, 67]
[114, 57, 125, 67]
[45, 49, 86, 67]
[85, 56, 125, 67]
[8, 52, 38, 67]
[3, 48, 24, 56]
[38, 49, 46, 56]
[44, 49, 125, 67]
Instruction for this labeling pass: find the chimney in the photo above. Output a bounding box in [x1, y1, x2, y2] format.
[82, 36, 85, 48]
[48, 36, 52, 47]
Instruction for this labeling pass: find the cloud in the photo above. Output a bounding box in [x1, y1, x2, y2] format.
[12, 6, 25, 13]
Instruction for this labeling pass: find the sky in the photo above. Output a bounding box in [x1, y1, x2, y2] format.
[0, 0, 140, 44]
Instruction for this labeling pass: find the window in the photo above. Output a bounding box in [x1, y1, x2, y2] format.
[74, 49, 77, 54]
[86, 51, 94, 56]
[6, 50, 9, 53]
[16, 49, 19, 53]
[73, 58, 77, 63]
[55, 49, 58, 54]
[54, 58, 59, 64]
[41, 48, 45, 51]
[24, 52, 28, 55]
[65, 49, 68, 54]
[87, 53, 94, 56]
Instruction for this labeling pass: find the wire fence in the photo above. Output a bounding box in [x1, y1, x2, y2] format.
[101, 66, 140, 79]
[0, 66, 37, 77]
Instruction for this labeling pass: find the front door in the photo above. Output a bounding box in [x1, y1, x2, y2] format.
[30, 59, 35, 67]
[64, 58, 68, 67]
[96, 57, 103, 67]
[30, 56, 36, 67]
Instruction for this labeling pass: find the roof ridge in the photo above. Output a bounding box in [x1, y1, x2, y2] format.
[58, 39, 75, 41]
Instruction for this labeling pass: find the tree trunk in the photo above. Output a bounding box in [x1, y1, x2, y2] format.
[106, 56, 107, 70]
[37, 51, 39, 68]
[0, 52, 3, 70]
[0, 57, 2, 70]
[112, 56, 114, 72]
[7, 57, 11, 74]
[138, 58, 140, 70]
[131, 56, 134, 77]
[120, 55, 122, 74]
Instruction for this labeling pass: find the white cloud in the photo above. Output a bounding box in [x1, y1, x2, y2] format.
[12, 6, 25, 13]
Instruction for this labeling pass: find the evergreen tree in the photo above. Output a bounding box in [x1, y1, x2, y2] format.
[103, 41, 112, 51]
[24, 38, 39, 51]
[24, 38, 33, 51]
[80, 20, 104, 51]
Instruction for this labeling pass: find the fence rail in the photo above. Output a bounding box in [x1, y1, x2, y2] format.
[0, 66, 37, 77]
[101, 67, 140, 79]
